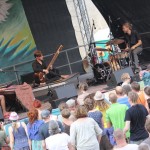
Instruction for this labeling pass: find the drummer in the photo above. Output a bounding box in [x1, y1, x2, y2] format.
[122, 22, 142, 69]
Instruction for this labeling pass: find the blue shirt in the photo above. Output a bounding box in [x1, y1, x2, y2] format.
[117, 96, 130, 108]
[88, 111, 106, 135]
[142, 72, 150, 86]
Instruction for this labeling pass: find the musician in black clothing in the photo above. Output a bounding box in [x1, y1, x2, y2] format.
[32, 50, 61, 84]
[122, 22, 142, 69]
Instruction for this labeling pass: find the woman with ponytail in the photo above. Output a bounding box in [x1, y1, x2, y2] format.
[8, 112, 30, 150]
[27, 109, 44, 150]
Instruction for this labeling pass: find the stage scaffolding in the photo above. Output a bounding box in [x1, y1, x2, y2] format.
[73, 0, 92, 52]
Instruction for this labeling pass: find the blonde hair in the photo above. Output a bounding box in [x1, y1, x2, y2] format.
[79, 82, 88, 91]
[128, 91, 138, 104]
[121, 73, 130, 82]
[12, 121, 18, 132]
[95, 100, 109, 111]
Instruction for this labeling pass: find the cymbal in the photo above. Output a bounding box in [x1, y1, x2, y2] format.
[94, 48, 111, 52]
[106, 39, 124, 45]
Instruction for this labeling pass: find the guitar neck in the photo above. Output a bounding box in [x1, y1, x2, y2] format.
[47, 45, 63, 70]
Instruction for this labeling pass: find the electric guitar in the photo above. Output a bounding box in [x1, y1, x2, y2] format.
[34, 45, 63, 83]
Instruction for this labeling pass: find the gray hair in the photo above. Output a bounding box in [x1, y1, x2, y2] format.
[49, 120, 61, 135]
[138, 143, 150, 150]
[113, 129, 124, 140]
[122, 85, 132, 95]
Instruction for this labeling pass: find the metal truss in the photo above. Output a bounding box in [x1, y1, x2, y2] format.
[73, 0, 93, 52]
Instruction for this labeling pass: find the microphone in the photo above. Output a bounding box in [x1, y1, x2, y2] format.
[92, 19, 96, 29]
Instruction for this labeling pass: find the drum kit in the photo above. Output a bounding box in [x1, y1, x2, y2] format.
[91, 38, 129, 82]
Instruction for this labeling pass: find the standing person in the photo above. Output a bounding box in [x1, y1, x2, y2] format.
[61, 109, 73, 135]
[94, 91, 110, 128]
[38, 110, 64, 150]
[45, 120, 72, 150]
[122, 22, 142, 69]
[113, 129, 138, 150]
[77, 82, 89, 105]
[84, 97, 113, 150]
[8, 112, 30, 150]
[33, 99, 42, 120]
[27, 109, 44, 150]
[122, 84, 132, 96]
[131, 81, 149, 111]
[106, 93, 128, 130]
[115, 86, 130, 108]
[124, 91, 149, 144]
[66, 99, 76, 121]
[70, 105, 102, 150]
[121, 73, 131, 87]
[0, 122, 9, 148]
[141, 117, 150, 146]
[144, 86, 150, 109]
[139, 64, 150, 86]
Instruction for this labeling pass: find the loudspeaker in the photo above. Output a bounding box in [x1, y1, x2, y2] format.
[20, 72, 34, 84]
[0, 107, 4, 122]
[50, 97, 68, 109]
[34, 83, 77, 102]
[51, 84, 77, 100]
[107, 67, 134, 87]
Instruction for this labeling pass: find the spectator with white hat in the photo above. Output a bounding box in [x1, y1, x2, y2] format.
[8, 112, 30, 150]
[94, 91, 110, 128]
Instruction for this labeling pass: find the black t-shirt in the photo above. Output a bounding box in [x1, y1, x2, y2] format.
[125, 104, 149, 141]
[125, 30, 142, 47]
[32, 60, 47, 73]
[38, 121, 64, 140]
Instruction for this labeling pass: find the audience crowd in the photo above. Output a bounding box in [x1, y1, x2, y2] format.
[0, 65, 150, 150]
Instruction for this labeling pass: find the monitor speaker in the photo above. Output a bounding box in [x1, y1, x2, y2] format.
[50, 97, 68, 109]
[107, 67, 134, 87]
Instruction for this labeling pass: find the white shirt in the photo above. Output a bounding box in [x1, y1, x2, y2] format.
[114, 144, 138, 150]
[45, 133, 70, 150]
[77, 91, 89, 105]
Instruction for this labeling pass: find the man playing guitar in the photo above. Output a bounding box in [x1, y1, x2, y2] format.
[32, 50, 67, 84]
[122, 22, 142, 70]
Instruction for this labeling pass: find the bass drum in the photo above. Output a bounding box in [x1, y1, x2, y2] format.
[93, 62, 112, 83]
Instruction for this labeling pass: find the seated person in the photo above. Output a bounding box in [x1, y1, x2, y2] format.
[121, 73, 131, 87]
[139, 64, 150, 86]
[77, 82, 89, 105]
[32, 50, 67, 84]
[0, 88, 10, 118]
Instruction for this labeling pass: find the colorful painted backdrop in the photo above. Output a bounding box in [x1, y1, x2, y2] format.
[0, 0, 36, 84]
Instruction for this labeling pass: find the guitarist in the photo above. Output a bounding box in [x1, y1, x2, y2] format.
[32, 50, 61, 84]
[122, 22, 142, 70]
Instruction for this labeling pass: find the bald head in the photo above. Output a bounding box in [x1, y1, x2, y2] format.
[115, 86, 124, 96]
[109, 93, 117, 103]
[113, 129, 125, 140]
